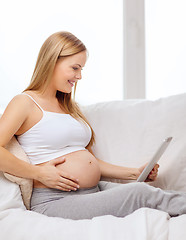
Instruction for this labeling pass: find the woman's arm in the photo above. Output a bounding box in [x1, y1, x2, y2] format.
[86, 145, 159, 181]
[0, 95, 78, 190]
[0, 145, 38, 179]
[0, 144, 78, 190]
[97, 158, 139, 180]
[0, 95, 40, 179]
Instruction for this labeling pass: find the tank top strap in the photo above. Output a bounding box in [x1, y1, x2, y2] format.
[21, 92, 44, 112]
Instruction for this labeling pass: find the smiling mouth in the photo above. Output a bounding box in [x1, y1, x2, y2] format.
[68, 80, 75, 87]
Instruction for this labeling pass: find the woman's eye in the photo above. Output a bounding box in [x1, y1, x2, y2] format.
[73, 67, 78, 70]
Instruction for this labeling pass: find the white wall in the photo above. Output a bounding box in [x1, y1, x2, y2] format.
[145, 0, 186, 100]
[0, 0, 123, 112]
[1, 1, 185, 112]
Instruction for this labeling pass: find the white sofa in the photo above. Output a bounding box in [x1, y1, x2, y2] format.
[1, 93, 186, 240]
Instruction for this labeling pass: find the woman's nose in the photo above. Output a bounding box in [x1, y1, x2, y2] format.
[76, 71, 82, 80]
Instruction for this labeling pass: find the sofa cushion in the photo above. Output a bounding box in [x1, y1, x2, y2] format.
[82, 93, 186, 192]
[4, 135, 33, 210]
[0, 113, 33, 210]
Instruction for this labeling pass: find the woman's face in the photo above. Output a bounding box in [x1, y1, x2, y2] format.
[51, 51, 87, 93]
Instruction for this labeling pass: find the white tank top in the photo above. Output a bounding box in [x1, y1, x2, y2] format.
[16, 93, 92, 165]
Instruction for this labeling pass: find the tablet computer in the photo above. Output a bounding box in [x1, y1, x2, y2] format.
[137, 137, 173, 182]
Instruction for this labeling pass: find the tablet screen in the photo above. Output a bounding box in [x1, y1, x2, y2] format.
[137, 137, 173, 182]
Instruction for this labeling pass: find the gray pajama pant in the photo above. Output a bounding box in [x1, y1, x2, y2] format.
[30, 181, 186, 220]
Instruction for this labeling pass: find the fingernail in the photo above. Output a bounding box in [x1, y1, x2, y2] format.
[77, 185, 80, 188]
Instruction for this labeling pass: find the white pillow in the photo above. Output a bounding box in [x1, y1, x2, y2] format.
[0, 112, 33, 210]
[82, 93, 186, 192]
[0, 171, 26, 211]
[3, 136, 33, 210]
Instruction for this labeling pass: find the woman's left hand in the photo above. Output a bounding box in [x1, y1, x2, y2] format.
[138, 163, 160, 181]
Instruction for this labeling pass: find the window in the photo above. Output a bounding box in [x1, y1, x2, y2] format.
[145, 0, 186, 99]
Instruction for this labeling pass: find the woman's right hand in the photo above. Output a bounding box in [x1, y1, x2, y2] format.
[35, 157, 80, 191]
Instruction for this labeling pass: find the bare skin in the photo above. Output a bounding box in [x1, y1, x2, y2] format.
[0, 51, 159, 191]
[33, 151, 101, 189]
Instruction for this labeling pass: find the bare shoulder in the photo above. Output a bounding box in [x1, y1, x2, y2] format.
[0, 94, 33, 146]
[2, 94, 33, 117]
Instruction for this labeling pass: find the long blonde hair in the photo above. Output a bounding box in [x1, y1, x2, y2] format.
[24, 31, 95, 147]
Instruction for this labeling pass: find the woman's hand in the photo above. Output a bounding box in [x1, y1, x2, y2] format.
[35, 157, 79, 191]
[138, 163, 159, 181]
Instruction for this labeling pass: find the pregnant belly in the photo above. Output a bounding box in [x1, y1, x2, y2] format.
[34, 150, 101, 189]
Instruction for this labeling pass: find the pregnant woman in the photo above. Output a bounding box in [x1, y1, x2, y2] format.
[0, 31, 186, 220]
